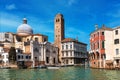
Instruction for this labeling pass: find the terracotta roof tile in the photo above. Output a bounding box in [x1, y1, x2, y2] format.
[61, 38, 87, 45]
[61, 38, 77, 42]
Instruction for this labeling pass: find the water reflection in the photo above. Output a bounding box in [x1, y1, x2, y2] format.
[0, 67, 119, 80]
[0, 69, 10, 80]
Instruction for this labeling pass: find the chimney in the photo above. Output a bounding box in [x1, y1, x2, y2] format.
[95, 24, 98, 30]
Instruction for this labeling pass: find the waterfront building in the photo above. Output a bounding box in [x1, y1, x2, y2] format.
[16, 41, 58, 68]
[113, 27, 120, 68]
[0, 32, 14, 48]
[0, 44, 9, 67]
[54, 13, 65, 62]
[61, 38, 87, 65]
[89, 25, 120, 69]
[0, 13, 87, 68]
[54, 13, 88, 64]
[0, 18, 58, 68]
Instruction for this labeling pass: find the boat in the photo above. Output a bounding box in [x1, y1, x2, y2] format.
[34, 65, 47, 69]
[47, 66, 60, 69]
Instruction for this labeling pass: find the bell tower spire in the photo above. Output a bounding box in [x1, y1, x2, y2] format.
[54, 13, 65, 47]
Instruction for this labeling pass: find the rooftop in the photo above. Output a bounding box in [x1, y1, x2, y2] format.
[61, 38, 87, 45]
[90, 25, 113, 35]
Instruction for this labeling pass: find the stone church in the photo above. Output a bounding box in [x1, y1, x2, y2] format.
[0, 17, 58, 68]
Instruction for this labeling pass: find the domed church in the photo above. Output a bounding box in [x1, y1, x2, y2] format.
[0, 17, 58, 68]
[17, 18, 33, 36]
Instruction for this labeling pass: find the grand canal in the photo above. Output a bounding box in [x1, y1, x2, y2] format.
[0, 67, 119, 80]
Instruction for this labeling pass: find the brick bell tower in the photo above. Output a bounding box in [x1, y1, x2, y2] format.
[54, 13, 65, 63]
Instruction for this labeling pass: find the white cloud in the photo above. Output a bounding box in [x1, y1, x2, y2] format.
[5, 4, 16, 10]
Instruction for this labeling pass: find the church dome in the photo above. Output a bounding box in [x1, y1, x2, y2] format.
[17, 18, 33, 36]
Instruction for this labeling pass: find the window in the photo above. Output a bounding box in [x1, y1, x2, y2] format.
[70, 45, 72, 49]
[115, 30, 118, 35]
[62, 52, 64, 56]
[97, 42, 99, 49]
[35, 37, 38, 42]
[5, 33, 9, 38]
[46, 57, 49, 63]
[66, 45, 68, 49]
[102, 32, 104, 35]
[70, 52, 72, 56]
[26, 56, 28, 59]
[21, 55, 23, 59]
[114, 39, 119, 44]
[27, 39, 29, 41]
[62, 45, 64, 50]
[35, 57, 37, 59]
[56, 19, 60, 22]
[102, 41, 104, 49]
[18, 49, 21, 53]
[18, 55, 20, 59]
[116, 49, 119, 55]
[66, 52, 68, 56]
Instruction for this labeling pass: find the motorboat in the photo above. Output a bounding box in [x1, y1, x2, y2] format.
[47, 66, 60, 69]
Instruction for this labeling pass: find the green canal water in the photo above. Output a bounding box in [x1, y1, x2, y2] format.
[0, 67, 119, 80]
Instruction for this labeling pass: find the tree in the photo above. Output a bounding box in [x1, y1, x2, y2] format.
[8, 47, 16, 64]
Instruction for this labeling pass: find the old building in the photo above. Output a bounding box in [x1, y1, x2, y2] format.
[0, 44, 9, 67]
[54, 13, 88, 64]
[61, 38, 87, 65]
[113, 27, 120, 68]
[54, 13, 65, 62]
[89, 25, 120, 69]
[0, 18, 58, 68]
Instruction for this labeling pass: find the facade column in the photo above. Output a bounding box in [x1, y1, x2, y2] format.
[30, 41, 34, 68]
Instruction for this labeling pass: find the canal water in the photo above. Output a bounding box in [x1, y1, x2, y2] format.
[0, 67, 119, 80]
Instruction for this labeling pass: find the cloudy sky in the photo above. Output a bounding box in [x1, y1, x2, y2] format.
[1, 0, 120, 50]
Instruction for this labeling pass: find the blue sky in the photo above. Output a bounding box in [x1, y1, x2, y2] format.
[1, 0, 120, 50]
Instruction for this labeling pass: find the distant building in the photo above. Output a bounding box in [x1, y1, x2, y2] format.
[0, 18, 58, 68]
[0, 13, 88, 68]
[61, 38, 87, 65]
[113, 27, 120, 68]
[0, 44, 9, 67]
[54, 13, 88, 64]
[54, 13, 65, 62]
[89, 25, 120, 69]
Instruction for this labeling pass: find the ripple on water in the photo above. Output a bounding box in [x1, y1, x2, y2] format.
[0, 67, 120, 80]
